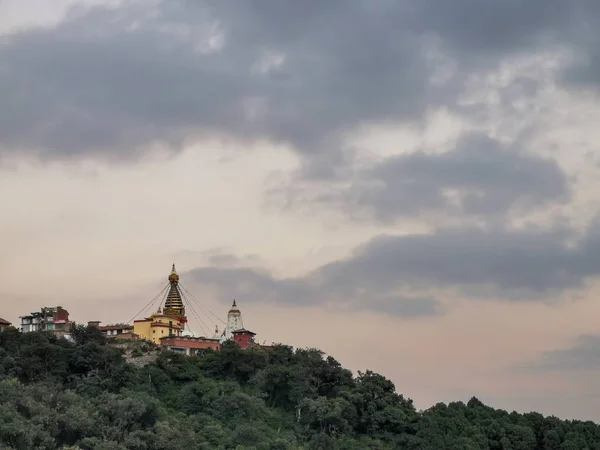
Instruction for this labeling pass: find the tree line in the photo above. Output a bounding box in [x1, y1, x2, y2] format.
[0, 325, 598, 449]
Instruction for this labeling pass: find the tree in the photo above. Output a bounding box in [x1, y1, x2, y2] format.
[71, 325, 106, 346]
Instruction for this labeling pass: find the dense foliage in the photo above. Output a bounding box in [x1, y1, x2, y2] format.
[0, 326, 599, 449]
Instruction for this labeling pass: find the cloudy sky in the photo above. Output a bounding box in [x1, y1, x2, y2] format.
[3, 0, 600, 420]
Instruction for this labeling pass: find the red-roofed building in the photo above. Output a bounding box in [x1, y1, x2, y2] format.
[0, 318, 12, 332]
[232, 328, 256, 349]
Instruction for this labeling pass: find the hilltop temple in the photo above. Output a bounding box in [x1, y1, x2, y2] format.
[9, 265, 265, 355]
[129, 265, 258, 354]
[133, 264, 188, 344]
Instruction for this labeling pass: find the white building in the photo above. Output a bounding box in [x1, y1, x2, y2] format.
[222, 300, 243, 341]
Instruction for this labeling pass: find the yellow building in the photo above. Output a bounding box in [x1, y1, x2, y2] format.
[134, 264, 188, 344]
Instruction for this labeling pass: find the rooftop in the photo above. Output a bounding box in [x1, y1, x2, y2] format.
[99, 324, 134, 331]
[231, 328, 256, 336]
[160, 335, 221, 342]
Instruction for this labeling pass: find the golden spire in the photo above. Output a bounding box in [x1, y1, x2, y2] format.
[168, 263, 179, 283]
[163, 264, 185, 319]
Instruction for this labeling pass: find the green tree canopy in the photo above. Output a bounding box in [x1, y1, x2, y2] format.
[0, 327, 599, 449]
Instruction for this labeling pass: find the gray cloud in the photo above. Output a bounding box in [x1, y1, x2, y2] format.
[0, 0, 431, 161]
[1, 1, 599, 164]
[279, 133, 570, 222]
[185, 265, 442, 318]
[526, 335, 600, 372]
[185, 216, 600, 313]
[411, 0, 585, 59]
[312, 226, 585, 300]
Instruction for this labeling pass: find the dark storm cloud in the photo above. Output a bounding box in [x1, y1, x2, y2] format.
[186, 216, 600, 312]
[289, 133, 570, 222]
[1, 0, 599, 161]
[527, 335, 600, 372]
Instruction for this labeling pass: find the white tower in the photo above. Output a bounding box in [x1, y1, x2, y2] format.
[224, 299, 243, 340]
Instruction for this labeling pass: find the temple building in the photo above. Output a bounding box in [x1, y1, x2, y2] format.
[127, 265, 268, 352]
[232, 328, 256, 349]
[133, 265, 188, 344]
[219, 300, 258, 349]
[224, 299, 243, 340]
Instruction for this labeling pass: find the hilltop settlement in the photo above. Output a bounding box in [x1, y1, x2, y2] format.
[1, 265, 268, 355]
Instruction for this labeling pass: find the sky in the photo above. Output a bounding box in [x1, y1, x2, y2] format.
[2, 0, 600, 421]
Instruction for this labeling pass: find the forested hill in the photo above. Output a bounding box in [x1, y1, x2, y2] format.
[0, 327, 598, 449]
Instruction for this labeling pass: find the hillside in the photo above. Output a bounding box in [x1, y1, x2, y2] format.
[0, 326, 598, 450]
